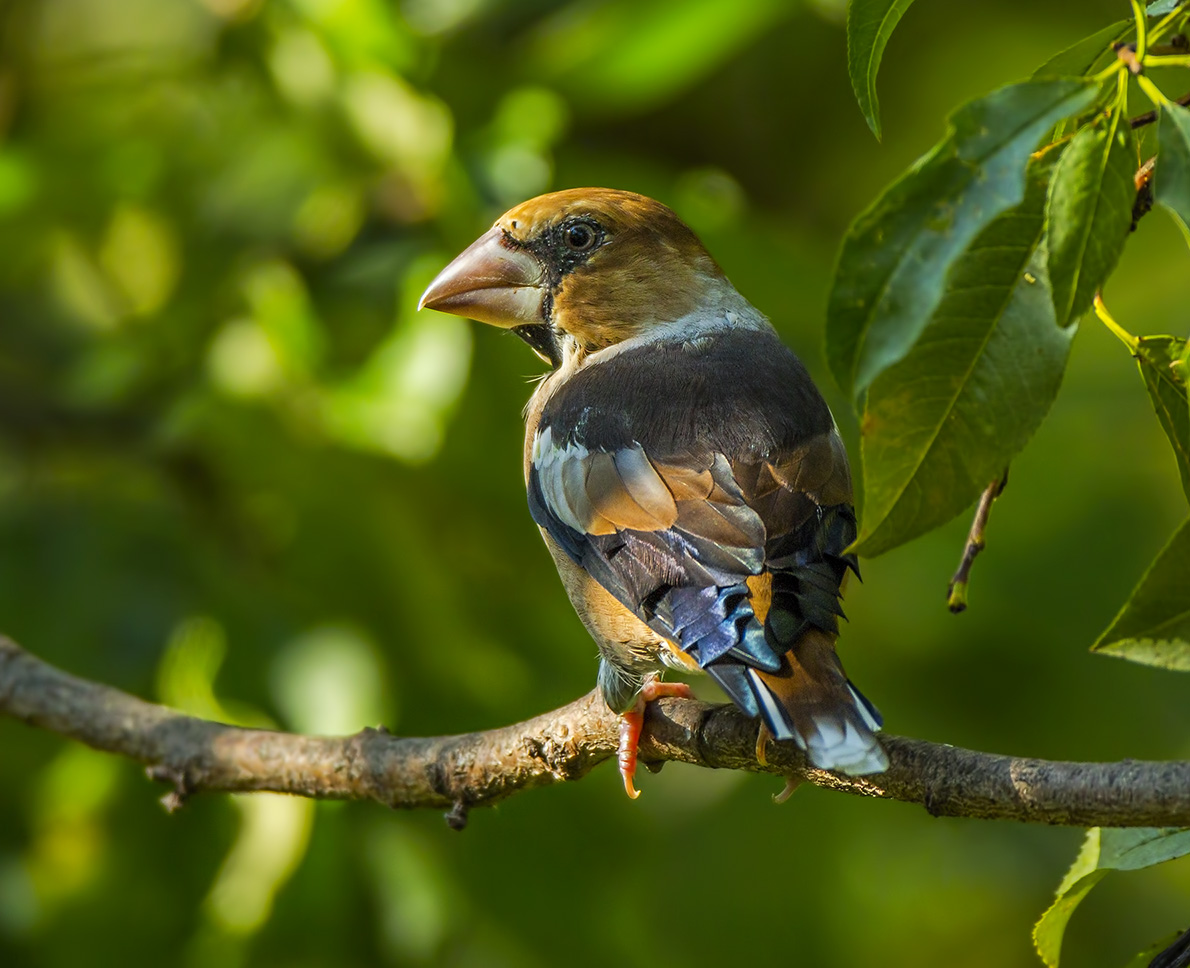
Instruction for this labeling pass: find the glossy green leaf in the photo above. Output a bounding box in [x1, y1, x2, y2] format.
[1034, 828, 1190, 967]
[854, 158, 1073, 556]
[1093, 517, 1190, 669]
[1046, 110, 1136, 326]
[846, 0, 918, 140]
[826, 78, 1096, 400]
[1156, 101, 1190, 238]
[1134, 334, 1190, 501]
[1032, 21, 1131, 79]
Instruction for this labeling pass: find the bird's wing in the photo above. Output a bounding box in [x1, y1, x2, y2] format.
[527, 329, 864, 727]
[531, 429, 772, 674]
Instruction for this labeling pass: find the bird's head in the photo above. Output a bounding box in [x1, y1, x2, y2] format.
[418, 188, 727, 365]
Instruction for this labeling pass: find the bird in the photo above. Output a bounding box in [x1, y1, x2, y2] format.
[419, 188, 887, 797]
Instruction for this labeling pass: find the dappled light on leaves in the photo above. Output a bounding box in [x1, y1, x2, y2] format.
[202, 794, 314, 938]
[25, 747, 120, 913]
[270, 625, 392, 735]
[98, 205, 179, 319]
[321, 259, 473, 463]
[207, 319, 285, 399]
[365, 821, 462, 962]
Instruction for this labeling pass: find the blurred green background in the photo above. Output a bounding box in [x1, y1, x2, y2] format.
[1, 0, 1188, 965]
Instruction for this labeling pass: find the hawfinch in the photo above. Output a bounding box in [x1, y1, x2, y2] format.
[420, 188, 887, 797]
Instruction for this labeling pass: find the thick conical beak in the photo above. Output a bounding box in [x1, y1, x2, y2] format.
[418, 226, 547, 327]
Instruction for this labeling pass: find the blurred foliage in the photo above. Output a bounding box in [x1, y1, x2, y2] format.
[1, 1, 1189, 967]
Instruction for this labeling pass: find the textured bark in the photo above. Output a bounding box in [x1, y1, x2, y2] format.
[3, 635, 1190, 828]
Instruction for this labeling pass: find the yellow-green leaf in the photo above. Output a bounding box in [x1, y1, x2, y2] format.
[1134, 334, 1190, 502]
[1034, 828, 1190, 967]
[1032, 21, 1131, 79]
[846, 0, 919, 140]
[1093, 517, 1190, 670]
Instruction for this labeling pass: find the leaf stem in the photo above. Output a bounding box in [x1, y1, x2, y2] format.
[1132, 0, 1149, 62]
[1031, 132, 1076, 162]
[1093, 59, 1125, 84]
[1138, 74, 1173, 107]
[1145, 53, 1190, 67]
[1093, 293, 1139, 352]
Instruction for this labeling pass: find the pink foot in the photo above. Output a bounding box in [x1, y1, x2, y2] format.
[617, 680, 693, 799]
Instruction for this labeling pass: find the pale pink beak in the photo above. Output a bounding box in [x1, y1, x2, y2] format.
[418, 226, 547, 327]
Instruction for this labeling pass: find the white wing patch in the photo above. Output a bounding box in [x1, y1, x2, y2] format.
[531, 426, 678, 535]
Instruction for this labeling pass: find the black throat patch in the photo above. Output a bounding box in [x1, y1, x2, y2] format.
[511, 323, 561, 366]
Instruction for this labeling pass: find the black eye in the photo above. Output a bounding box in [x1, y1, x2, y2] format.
[563, 221, 597, 251]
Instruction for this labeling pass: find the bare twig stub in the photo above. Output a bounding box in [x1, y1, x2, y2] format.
[948, 471, 1009, 614]
[4, 635, 1190, 827]
[1131, 90, 1190, 129]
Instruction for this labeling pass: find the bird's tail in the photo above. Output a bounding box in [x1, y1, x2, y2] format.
[747, 628, 887, 775]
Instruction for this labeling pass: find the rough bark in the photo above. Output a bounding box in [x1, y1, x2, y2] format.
[3, 635, 1189, 829]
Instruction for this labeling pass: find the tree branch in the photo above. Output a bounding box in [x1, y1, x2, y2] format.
[3, 635, 1190, 829]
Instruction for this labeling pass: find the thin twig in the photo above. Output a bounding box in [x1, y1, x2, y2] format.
[1131, 90, 1190, 129]
[5, 635, 1190, 827]
[948, 471, 1008, 613]
[1151, 927, 1190, 968]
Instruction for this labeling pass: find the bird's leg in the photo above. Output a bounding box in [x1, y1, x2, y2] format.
[617, 679, 693, 799]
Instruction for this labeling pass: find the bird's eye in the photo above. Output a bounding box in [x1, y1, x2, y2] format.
[563, 221, 597, 251]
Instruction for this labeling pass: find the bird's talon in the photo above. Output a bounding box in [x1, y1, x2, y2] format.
[773, 777, 802, 804]
[616, 681, 692, 798]
[755, 722, 772, 766]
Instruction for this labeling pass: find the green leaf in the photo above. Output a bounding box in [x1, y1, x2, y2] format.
[1122, 931, 1189, 968]
[825, 78, 1097, 400]
[1134, 334, 1190, 501]
[1046, 109, 1136, 327]
[1156, 101, 1190, 238]
[846, 0, 918, 140]
[1147, 1, 1184, 16]
[1034, 828, 1190, 967]
[1093, 516, 1190, 669]
[1032, 21, 1132, 79]
[854, 157, 1073, 556]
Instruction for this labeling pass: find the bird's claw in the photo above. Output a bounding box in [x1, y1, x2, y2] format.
[617, 679, 693, 798]
[755, 722, 772, 766]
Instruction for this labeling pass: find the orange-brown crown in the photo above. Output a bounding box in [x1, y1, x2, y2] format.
[498, 189, 722, 348]
[420, 188, 727, 359]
